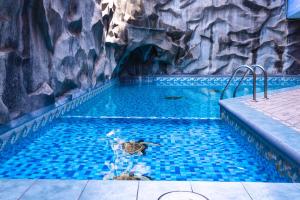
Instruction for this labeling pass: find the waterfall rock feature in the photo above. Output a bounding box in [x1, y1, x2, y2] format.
[0, 0, 300, 123]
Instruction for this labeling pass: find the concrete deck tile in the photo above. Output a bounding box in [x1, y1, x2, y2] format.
[0, 179, 35, 200]
[191, 181, 251, 200]
[20, 180, 87, 200]
[79, 180, 138, 200]
[245, 88, 300, 133]
[138, 181, 191, 200]
[243, 182, 300, 200]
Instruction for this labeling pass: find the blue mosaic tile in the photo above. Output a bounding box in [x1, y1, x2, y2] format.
[0, 118, 290, 182]
[0, 80, 117, 156]
[68, 78, 300, 119]
[0, 76, 299, 182]
[120, 76, 300, 87]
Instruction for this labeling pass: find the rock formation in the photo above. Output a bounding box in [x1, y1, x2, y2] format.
[108, 0, 300, 76]
[0, 0, 112, 123]
[0, 0, 300, 123]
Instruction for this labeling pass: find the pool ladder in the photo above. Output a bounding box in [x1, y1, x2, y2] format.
[220, 65, 268, 101]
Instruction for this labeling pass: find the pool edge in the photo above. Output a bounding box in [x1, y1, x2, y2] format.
[220, 95, 300, 182]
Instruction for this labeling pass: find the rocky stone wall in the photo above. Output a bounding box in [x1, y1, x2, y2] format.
[108, 0, 300, 76]
[0, 0, 113, 123]
[0, 0, 300, 123]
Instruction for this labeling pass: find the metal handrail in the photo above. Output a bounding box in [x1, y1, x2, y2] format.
[233, 69, 251, 98]
[251, 64, 268, 99]
[220, 65, 257, 101]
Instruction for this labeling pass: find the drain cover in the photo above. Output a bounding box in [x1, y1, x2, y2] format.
[158, 191, 208, 200]
[164, 96, 183, 100]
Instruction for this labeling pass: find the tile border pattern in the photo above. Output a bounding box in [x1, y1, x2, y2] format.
[120, 75, 300, 86]
[0, 80, 118, 159]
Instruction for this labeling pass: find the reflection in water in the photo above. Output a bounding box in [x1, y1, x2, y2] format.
[198, 88, 221, 97]
[102, 129, 152, 180]
[105, 95, 117, 115]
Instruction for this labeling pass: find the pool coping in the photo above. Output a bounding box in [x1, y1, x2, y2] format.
[219, 85, 300, 168]
[1, 179, 300, 200]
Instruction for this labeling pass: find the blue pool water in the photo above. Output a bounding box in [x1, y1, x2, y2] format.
[0, 118, 289, 182]
[0, 79, 298, 181]
[69, 82, 298, 118]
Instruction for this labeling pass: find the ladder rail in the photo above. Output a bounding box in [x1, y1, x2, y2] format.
[251, 64, 268, 99]
[220, 65, 257, 101]
[233, 69, 250, 98]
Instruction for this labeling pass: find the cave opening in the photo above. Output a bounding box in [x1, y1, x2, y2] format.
[117, 44, 170, 77]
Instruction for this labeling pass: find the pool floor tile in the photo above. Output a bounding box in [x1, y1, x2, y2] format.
[138, 181, 192, 200]
[79, 180, 138, 200]
[19, 180, 87, 200]
[191, 181, 251, 200]
[0, 179, 35, 200]
[243, 182, 300, 200]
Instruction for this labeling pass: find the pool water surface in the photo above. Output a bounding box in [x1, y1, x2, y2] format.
[0, 79, 298, 182]
[69, 82, 297, 118]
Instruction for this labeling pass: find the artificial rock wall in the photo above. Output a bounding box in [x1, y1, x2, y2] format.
[0, 0, 300, 123]
[109, 0, 300, 76]
[0, 0, 113, 123]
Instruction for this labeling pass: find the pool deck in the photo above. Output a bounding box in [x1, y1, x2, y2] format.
[1, 179, 300, 200]
[220, 86, 300, 169]
[244, 88, 300, 133]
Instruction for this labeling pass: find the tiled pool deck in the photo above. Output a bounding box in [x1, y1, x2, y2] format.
[1, 179, 300, 200]
[244, 88, 300, 132]
[220, 86, 300, 168]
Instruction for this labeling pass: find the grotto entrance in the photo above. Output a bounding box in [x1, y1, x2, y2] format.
[117, 44, 172, 78]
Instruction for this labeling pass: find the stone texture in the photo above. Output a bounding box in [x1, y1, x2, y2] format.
[0, 0, 300, 123]
[110, 0, 300, 77]
[0, 0, 112, 123]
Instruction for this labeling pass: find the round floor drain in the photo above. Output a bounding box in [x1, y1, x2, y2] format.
[158, 191, 208, 200]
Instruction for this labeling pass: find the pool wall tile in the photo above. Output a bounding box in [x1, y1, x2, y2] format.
[0, 79, 118, 159]
[220, 97, 300, 182]
[120, 75, 300, 87]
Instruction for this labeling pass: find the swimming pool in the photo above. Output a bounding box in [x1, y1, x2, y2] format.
[0, 118, 288, 182]
[0, 76, 299, 182]
[69, 78, 299, 119]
